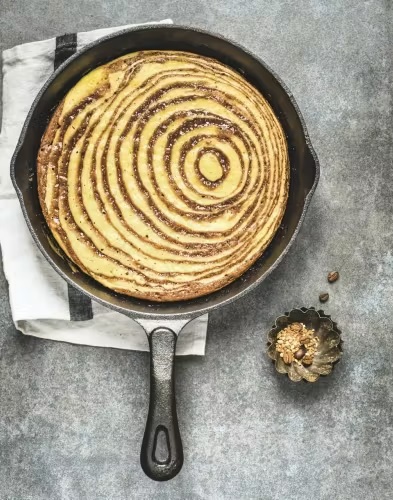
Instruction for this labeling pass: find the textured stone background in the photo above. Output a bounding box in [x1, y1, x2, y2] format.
[0, 1, 392, 499]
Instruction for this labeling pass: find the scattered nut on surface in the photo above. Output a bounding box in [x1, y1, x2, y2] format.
[319, 292, 329, 303]
[328, 271, 339, 283]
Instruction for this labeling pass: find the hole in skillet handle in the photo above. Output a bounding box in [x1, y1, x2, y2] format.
[140, 327, 184, 481]
[153, 426, 171, 465]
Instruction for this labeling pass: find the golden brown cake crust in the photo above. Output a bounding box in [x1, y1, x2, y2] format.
[37, 50, 289, 301]
[38, 101, 63, 218]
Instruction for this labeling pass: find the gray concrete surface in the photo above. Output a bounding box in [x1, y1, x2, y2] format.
[1, 0, 392, 499]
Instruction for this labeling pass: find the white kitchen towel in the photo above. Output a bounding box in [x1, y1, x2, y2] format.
[0, 20, 208, 355]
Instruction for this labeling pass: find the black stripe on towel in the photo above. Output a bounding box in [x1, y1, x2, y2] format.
[55, 33, 93, 321]
[54, 33, 77, 70]
[67, 285, 93, 321]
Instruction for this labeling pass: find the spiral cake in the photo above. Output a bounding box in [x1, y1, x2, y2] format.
[37, 50, 289, 301]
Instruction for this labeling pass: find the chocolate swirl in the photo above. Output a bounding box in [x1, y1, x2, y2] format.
[37, 51, 289, 301]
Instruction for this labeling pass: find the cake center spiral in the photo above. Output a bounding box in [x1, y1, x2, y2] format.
[198, 152, 224, 183]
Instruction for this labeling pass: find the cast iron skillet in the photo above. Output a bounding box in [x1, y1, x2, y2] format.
[10, 25, 319, 481]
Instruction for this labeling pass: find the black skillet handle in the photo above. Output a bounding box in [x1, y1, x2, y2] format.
[140, 327, 183, 481]
[303, 144, 319, 194]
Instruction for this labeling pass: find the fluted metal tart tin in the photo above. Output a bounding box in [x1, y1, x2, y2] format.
[267, 307, 343, 382]
[11, 26, 319, 481]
